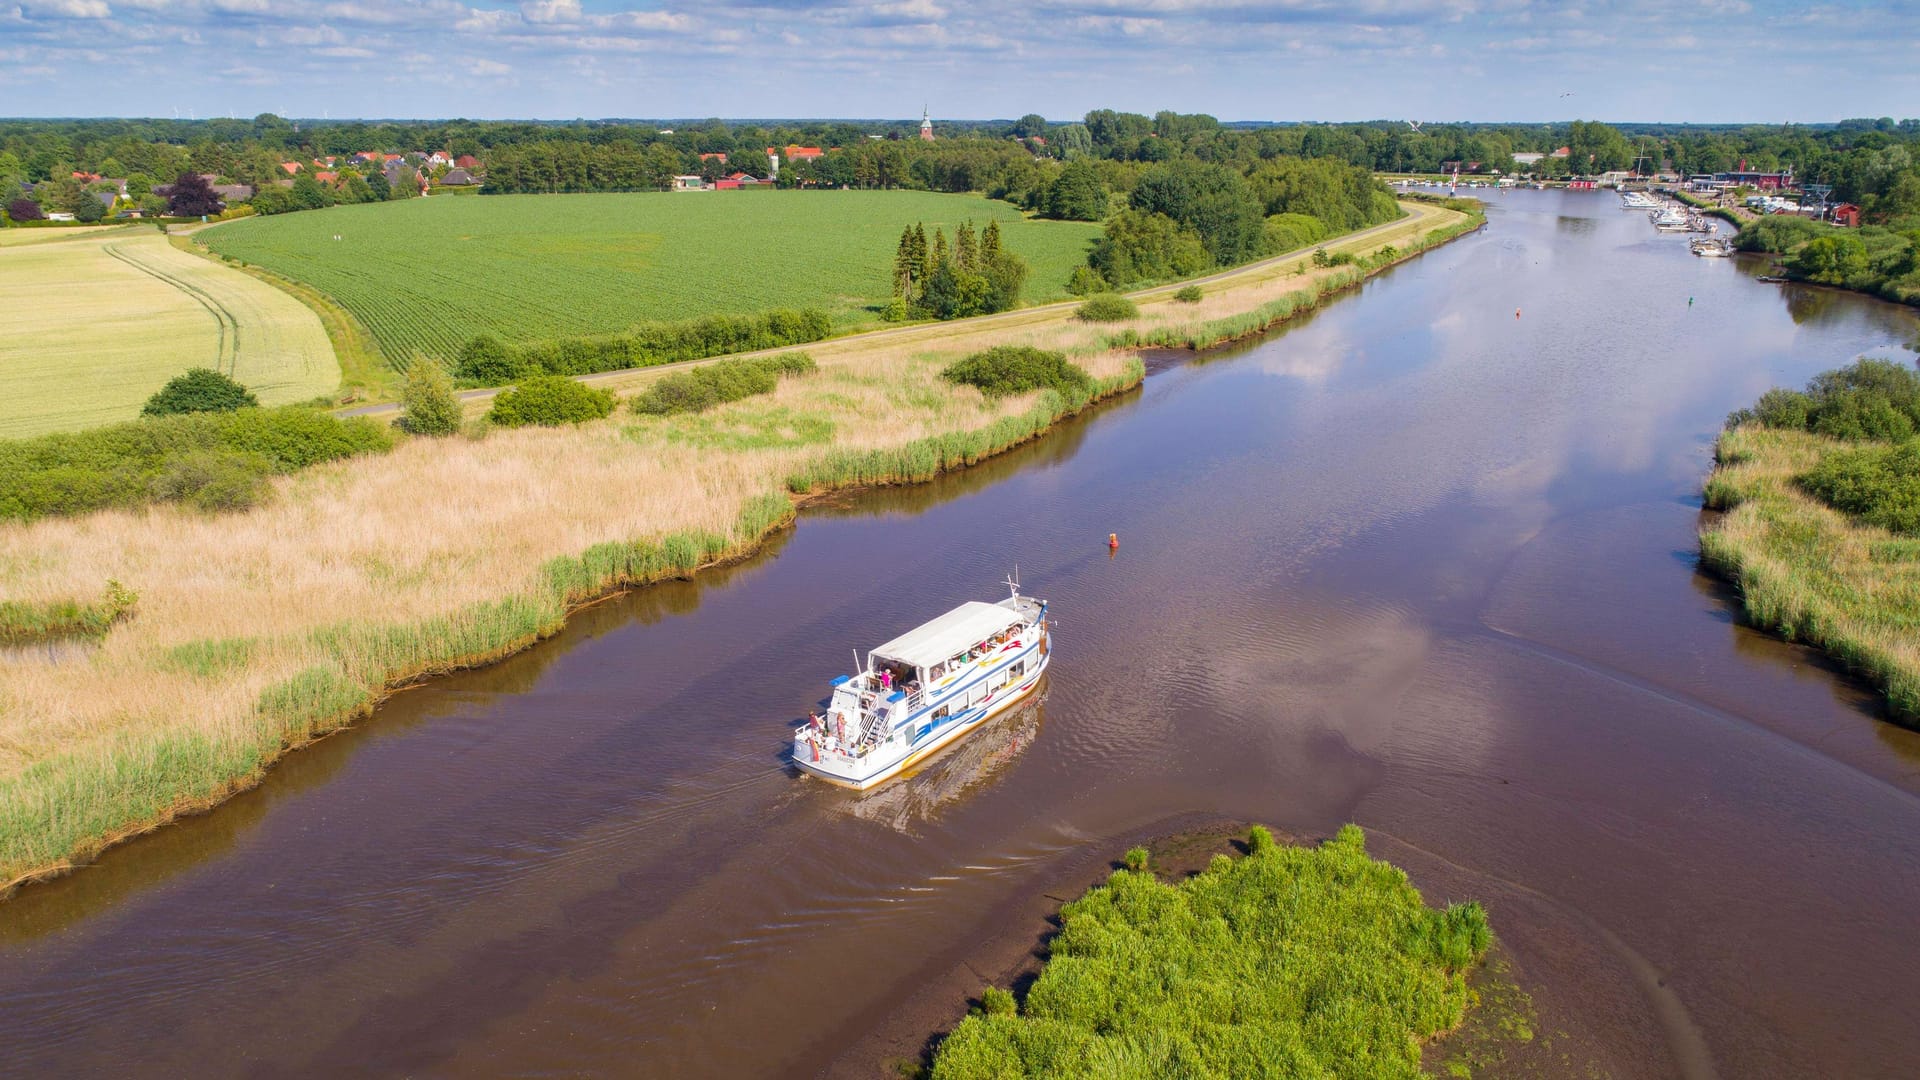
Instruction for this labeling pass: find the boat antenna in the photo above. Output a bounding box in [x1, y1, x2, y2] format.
[1005, 566, 1021, 598]
[854, 648, 864, 675]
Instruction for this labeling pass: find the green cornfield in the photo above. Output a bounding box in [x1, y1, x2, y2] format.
[198, 191, 1102, 366]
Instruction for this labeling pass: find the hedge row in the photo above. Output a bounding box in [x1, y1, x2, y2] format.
[454, 308, 833, 386]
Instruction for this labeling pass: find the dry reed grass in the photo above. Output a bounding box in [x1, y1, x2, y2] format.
[0, 202, 1469, 893]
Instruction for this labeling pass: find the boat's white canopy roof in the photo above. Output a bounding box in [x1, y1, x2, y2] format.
[870, 602, 1019, 669]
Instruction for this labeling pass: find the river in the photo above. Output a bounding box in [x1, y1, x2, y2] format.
[5, 191, 1920, 1078]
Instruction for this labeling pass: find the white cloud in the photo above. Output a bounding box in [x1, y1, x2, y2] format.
[21, 0, 111, 17]
[521, 0, 581, 23]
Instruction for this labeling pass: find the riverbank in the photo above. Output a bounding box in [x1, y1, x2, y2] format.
[1702, 425, 1920, 722]
[0, 200, 1474, 898]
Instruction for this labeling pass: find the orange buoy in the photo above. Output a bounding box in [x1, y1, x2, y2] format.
[1515, 308, 1522, 319]
[1108, 533, 1120, 550]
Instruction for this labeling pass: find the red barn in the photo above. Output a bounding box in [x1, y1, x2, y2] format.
[1832, 203, 1861, 227]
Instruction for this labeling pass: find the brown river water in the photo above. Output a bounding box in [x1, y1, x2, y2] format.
[6, 191, 1920, 1078]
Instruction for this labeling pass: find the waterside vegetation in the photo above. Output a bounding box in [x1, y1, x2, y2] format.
[0, 198, 1471, 898]
[1703, 359, 1920, 722]
[930, 826, 1491, 1079]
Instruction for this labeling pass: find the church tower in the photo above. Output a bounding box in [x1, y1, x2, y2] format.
[919, 107, 934, 142]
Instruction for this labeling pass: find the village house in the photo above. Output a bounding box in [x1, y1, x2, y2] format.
[440, 168, 477, 186]
[455, 154, 480, 170]
[699, 152, 728, 164]
[279, 161, 301, 175]
[1831, 202, 1862, 227]
[672, 174, 708, 191]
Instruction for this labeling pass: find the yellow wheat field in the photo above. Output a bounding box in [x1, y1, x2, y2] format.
[0, 227, 338, 438]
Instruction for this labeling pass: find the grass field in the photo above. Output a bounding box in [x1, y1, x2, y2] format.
[0, 228, 339, 438]
[196, 191, 1104, 365]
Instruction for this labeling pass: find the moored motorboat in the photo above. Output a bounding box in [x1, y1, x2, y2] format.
[793, 581, 1050, 789]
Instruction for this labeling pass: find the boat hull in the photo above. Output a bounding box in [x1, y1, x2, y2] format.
[794, 664, 1046, 790]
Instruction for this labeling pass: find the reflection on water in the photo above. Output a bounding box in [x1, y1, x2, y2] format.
[6, 192, 1920, 1080]
[846, 690, 1046, 832]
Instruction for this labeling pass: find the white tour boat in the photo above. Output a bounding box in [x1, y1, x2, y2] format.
[793, 581, 1050, 789]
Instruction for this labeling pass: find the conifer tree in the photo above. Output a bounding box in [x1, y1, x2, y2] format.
[955, 221, 978, 274]
[913, 223, 931, 291]
[931, 228, 948, 272]
[982, 218, 1002, 259]
[893, 225, 917, 302]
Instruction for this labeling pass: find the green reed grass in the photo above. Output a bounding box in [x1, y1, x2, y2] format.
[1702, 425, 1920, 721]
[931, 825, 1491, 1079]
[0, 580, 137, 645]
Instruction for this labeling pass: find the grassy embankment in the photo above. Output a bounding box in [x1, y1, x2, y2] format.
[0, 200, 1471, 897]
[1701, 361, 1920, 722]
[0, 228, 337, 438]
[930, 826, 1491, 1079]
[197, 190, 1105, 363]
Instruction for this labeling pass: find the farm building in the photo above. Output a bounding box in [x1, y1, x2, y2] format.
[441, 168, 477, 186]
[455, 154, 480, 169]
[1831, 203, 1861, 227]
[672, 175, 708, 191]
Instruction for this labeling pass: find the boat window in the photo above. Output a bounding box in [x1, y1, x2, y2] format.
[930, 662, 945, 680]
[930, 705, 949, 721]
[992, 668, 1009, 690]
[1009, 661, 1024, 678]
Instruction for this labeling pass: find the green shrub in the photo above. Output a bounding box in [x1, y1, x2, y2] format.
[1122, 846, 1150, 872]
[930, 826, 1490, 1080]
[453, 308, 833, 385]
[630, 353, 816, 416]
[1172, 284, 1203, 303]
[141, 368, 258, 417]
[1074, 293, 1138, 323]
[397, 359, 463, 436]
[1728, 358, 1920, 441]
[147, 448, 272, 512]
[1800, 437, 1920, 534]
[1065, 266, 1108, 296]
[941, 346, 1093, 400]
[1262, 211, 1330, 254]
[487, 375, 616, 428]
[980, 987, 1017, 1018]
[0, 407, 393, 522]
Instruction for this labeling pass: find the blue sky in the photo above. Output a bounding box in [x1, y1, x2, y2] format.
[3, 0, 1916, 122]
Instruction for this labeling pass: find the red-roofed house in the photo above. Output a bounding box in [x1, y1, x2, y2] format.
[314, 171, 338, 184]
[71, 170, 101, 182]
[1550, 146, 1571, 159]
[279, 162, 302, 175]
[455, 154, 480, 170]
[784, 145, 824, 161]
[699, 152, 728, 163]
[1832, 202, 1861, 228]
[354, 151, 383, 163]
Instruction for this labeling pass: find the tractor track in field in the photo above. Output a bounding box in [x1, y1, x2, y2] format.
[103, 239, 243, 377]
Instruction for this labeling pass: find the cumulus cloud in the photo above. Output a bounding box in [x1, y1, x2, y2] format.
[0, 0, 1913, 119]
[21, 0, 111, 17]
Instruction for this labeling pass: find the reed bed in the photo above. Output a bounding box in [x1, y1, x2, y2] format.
[931, 826, 1490, 1079]
[1702, 425, 1920, 720]
[0, 203, 1471, 895]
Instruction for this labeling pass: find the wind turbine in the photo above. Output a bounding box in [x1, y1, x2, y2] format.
[1405, 120, 1423, 133]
